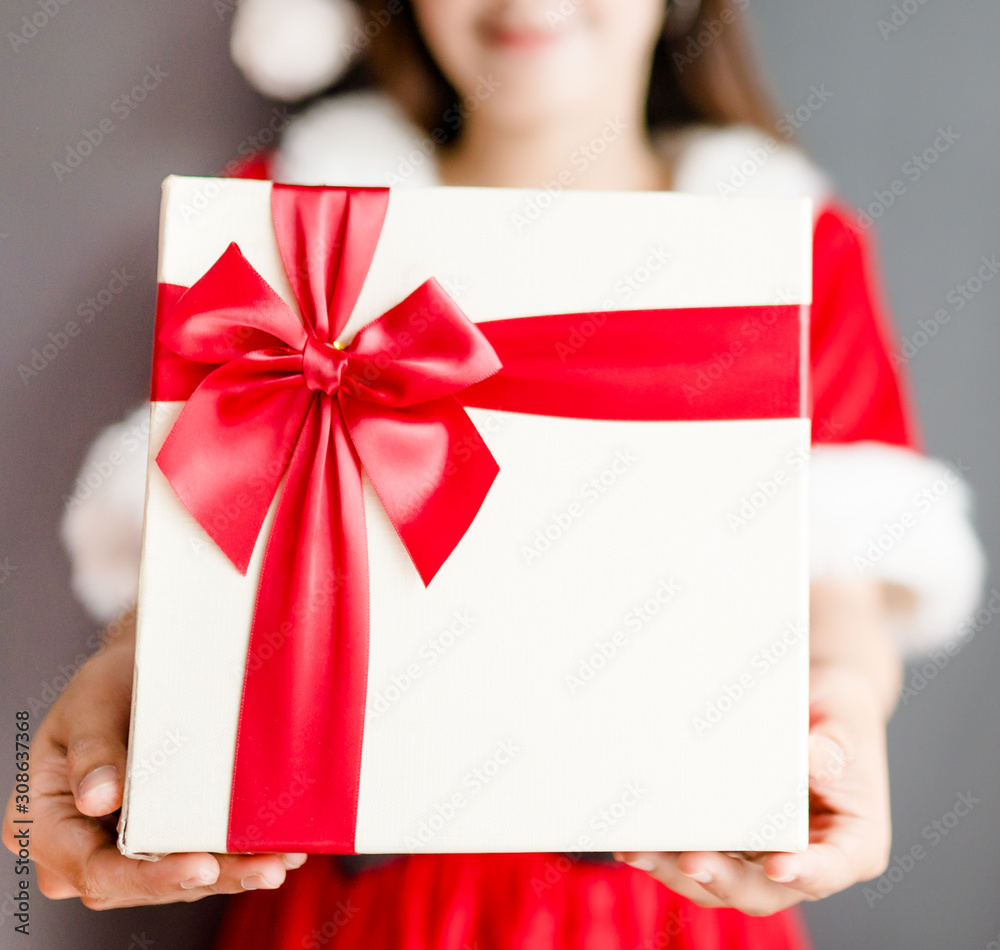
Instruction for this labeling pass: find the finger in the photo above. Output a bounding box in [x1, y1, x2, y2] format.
[34, 864, 81, 900]
[762, 829, 868, 900]
[676, 851, 802, 916]
[767, 726, 889, 896]
[82, 847, 221, 907]
[14, 723, 300, 908]
[58, 665, 132, 817]
[210, 853, 291, 894]
[48, 840, 222, 908]
[809, 723, 889, 828]
[614, 852, 727, 908]
[23, 759, 223, 908]
[84, 853, 296, 909]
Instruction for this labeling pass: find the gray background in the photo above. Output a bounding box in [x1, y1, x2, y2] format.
[1, 1, 998, 948]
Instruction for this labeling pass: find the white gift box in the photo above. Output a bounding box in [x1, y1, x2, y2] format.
[121, 176, 811, 857]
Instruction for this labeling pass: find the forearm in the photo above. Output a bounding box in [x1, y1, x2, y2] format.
[810, 578, 904, 720]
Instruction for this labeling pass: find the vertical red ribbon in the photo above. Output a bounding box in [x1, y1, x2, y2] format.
[155, 185, 502, 851]
[230, 186, 388, 851]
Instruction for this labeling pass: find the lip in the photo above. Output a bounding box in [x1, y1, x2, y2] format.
[483, 23, 562, 54]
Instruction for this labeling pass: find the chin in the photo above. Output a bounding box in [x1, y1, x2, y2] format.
[474, 72, 604, 130]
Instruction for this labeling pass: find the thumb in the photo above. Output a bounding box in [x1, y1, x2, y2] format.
[63, 687, 131, 818]
[74, 763, 124, 818]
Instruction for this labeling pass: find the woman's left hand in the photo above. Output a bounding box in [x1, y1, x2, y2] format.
[615, 662, 892, 916]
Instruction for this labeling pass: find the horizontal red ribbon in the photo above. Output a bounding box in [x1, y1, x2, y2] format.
[156, 300, 807, 419]
[151, 183, 806, 853]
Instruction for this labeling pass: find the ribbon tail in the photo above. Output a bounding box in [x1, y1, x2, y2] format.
[341, 394, 499, 585]
[227, 398, 370, 852]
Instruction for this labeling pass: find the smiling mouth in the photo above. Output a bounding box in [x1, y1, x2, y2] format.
[483, 23, 564, 54]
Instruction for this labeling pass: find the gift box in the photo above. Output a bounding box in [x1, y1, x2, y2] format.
[120, 176, 812, 857]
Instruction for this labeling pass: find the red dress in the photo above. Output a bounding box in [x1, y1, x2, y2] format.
[215, 154, 918, 950]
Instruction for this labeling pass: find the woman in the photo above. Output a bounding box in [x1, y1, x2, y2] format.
[6, 0, 985, 947]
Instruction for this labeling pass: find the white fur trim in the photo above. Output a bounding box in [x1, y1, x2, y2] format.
[810, 442, 987, 654]
[659, 123, 832, 213]
[274, 93, 833, 213]
[273, 91, 441, 187]
[60, 404, 150, 625]
[230, 0, 359, 102]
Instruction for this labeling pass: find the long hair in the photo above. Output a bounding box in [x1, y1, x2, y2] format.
[340, 0, 781, 142]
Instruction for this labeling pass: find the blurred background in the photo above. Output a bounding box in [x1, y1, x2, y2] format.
[2, 1, 999, 948]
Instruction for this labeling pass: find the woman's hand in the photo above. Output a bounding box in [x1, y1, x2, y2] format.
[2, 615, 306, 909]
[615, 663, 891, 915]
[615, 578, 903, 916]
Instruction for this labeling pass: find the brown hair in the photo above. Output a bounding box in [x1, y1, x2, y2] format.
[342, 0, 781, 142]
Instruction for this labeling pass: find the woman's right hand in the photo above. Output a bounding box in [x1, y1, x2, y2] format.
[2, 615, 305, 909]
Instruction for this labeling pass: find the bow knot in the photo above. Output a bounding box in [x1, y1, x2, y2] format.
[156, 190, 503, 586]
[302, 336, 348, 395]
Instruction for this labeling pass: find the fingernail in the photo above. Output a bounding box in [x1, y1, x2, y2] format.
[626, 857, 657, 872]
[77, 766, 120, 812]
[241, 874, 279, 890]
[768, 872, 798, 883]
[281, 853, 308, 869]
[180, 868, 218, 889]
[766, 861, 799, 884]
[683, 868, 714, 884]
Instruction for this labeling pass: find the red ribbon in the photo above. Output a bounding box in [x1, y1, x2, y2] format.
[156, 185, 502, 851]
[153, 184, 807, 852]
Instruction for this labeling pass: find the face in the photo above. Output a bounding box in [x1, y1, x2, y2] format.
[410, 0, 666, 129]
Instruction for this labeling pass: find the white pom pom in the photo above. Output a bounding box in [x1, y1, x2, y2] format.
[231, 0, 361, 102]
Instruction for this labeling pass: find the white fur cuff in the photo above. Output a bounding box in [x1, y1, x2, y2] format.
[61, 404, 150, 625]
[810, 442, 987, 654]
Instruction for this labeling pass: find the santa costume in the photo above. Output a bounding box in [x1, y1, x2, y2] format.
[62, 1, 986, 947]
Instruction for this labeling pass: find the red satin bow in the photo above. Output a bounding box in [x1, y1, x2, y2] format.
[157, 241, 502, 583]
[155, 185, 502, 851]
